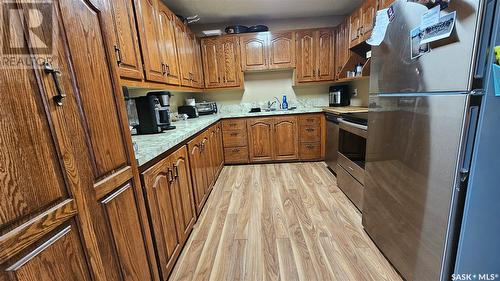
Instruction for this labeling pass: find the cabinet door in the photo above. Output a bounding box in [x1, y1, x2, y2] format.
[109, 0, 144, 80]
[188, 136, 209, 215]
[175, 22, 193, 87]
[201, 38, 222, 88]
[1, 2, 155, 281]
[296, 30, 317, 83]
[191, 37, 204, 88]
[219, 37, 242, 87]
[158, 6, 181, 85]
[273, 117, 299, 161]
[247, 118, 275, 162]
[135, 0, 166, 83]
[379, 0, 396, 9]
[269, 31, 296, 70]
[361, 0, 378, 42]
[170, 146, 196, 244]
[349, 8, 361, 49]
[316, 29, 335, 81]
[142, 159, 181, 278]
[240, 33, 269, 71]
[335, 20, 349, 76]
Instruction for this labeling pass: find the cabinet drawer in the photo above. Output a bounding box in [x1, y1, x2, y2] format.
[299, 142, 321, 160]
[299, 114, 322, 126]
[224, 147, 249, 164]
[222, 119, 246, 131]
[337, 165, 364, 211]
[223, 130, 248, 147]
[299, 125, 321, 142]
[338, 152, 365, 185]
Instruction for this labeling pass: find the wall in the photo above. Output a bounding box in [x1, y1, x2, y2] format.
[190, 16, 345, 36]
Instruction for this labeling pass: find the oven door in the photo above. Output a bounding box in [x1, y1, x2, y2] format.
[325, 114, 340, 173]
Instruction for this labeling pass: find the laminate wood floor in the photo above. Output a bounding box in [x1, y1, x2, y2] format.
[169, 162, 402, 281]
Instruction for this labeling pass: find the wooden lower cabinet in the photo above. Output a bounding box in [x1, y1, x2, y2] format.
[273, 116, 299, 161]
[247, 118, 275, 162]
[141, 145, 195, 280]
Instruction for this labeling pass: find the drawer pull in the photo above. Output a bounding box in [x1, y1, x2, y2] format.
[229, 123, 237, 127]
[306, 118, 315, 122]
[305, 128, 315, 132]
[307, 145, 315, 150]
[232, 149, 240, 153]
[230, 132, 239, 137]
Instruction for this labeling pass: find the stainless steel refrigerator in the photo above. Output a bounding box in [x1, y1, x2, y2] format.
[363, 0, 499, 280]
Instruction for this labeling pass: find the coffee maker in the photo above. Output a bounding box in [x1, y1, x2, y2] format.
[135, 91, 176, 134]
[329, 85, 350, 107]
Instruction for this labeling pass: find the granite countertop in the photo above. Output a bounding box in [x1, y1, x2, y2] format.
[132, 107, 324, 167]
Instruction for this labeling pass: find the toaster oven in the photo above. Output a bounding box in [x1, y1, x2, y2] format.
[195, 102, 218, 115]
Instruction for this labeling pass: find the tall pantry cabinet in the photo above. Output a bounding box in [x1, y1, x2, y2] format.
[0, 1, 157, 281]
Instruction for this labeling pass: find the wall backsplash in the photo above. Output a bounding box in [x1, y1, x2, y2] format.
[124, 71, 369, 113]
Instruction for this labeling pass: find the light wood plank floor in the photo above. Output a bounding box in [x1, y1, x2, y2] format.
[169, 162, 402, 281]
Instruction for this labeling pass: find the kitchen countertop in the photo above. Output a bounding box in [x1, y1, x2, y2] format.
[323, 106, 369, 115]
[132, 107, 324, 167]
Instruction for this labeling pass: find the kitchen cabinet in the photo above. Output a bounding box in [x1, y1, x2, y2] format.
[222, 119, 250, 164]
[240, 31, 296, 71]
[299, 114, 325, 160]
[349, 8, 362, 49]
[335, 18, 350, 77]
[360, 0, 378, 42]
[349, 0, 379, 48]
[193, 38, 205, 88]
[142, 146, 195, 279]
[158, 5, 181, 85]
[240, 33, 269, 71]
[0, 1, 156, 281]
[273, 116, 299, 161]
[269, 31, 296, 69]
[135, 0, 165, 83]
[296, 28, 335, 83]
[379, 0, 396, 9]
[201, 36, 243, 89]
[109, 0, 144, 80]
[248, 118, 275, 162]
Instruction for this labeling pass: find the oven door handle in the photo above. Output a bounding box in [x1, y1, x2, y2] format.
[339, 119, 368, 131]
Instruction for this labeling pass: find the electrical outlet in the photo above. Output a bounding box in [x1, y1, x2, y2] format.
[352, 89, 358, 97]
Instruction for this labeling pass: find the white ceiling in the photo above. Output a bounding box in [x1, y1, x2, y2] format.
[163, 0, 362, 25]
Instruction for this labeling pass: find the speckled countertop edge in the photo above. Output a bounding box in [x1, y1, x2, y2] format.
[132, 108, 325, 167]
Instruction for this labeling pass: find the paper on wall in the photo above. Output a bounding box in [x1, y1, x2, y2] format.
[366, 8, 390, 46]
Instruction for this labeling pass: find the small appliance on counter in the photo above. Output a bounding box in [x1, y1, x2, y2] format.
[196, 101, 218, 115]
[329, 85, 350, 107]
[178, 105, 199, 118]
[134, 91, 176, 134]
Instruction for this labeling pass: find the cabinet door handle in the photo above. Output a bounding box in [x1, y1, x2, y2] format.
[43, 61, 66, 106]
[173, 165, 179, 179]
[167, 168, 174, 183]
[317, 69, 321, 77]
[165, 64, 170, 76]
[312, 69, 316, 77]
[114, 45, 122, 65]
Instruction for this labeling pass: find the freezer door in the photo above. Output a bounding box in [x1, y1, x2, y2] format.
[370, 0, 482, 94]
[362, 94, 470, 281]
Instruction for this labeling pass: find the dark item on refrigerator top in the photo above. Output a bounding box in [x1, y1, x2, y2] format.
[225, 25, 249, 34]
[248, 25, 269, 33]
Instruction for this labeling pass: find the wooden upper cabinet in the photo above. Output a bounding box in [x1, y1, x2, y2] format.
[269, 31, 296, 69]
[219, 36, 242, 87]
[109, 0, 144, 80]
[158, 6, 181, 85]
[379, 0, 395, 9]
[135, 0, 165, 83]
[240, 33, 269, 71]
[247, 118, 275, 162]
[296, 28, 335, 83]
[296, 30, 317, 83]
[201, 38, 222, 88]
[316, 29, 335, 81]
[273, 117, 299, 161]
[349, 8, 361, 49]
[192, 37, 204, 88]
[335, 19, 350, 77]
[360, 0, 378, 42]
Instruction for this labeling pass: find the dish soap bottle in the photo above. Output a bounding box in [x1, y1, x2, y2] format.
[282, 95, 288, 110]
